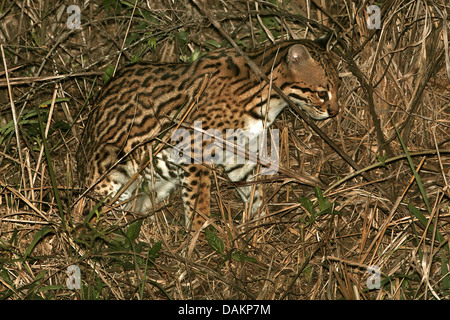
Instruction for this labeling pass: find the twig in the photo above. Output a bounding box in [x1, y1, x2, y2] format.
[1, 44, 26, 191]
[0, 71, 101, 87]
[33, 84, 59, 185]
[113, 0, 138, 76]
[325, 149, 450, 194]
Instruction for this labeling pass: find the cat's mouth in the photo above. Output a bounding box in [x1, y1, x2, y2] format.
[291, 99, 333, 120]
[307, 110, 332, 120]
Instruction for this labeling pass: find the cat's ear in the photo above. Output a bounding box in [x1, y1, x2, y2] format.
[314, 32, 333, 49]
[287, 44, 312, 64]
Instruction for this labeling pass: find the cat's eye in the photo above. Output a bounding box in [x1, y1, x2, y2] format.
[317, 91, 329, 101]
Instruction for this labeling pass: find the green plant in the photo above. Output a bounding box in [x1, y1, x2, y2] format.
[299, 187, 340, 224]
[205, 227, 256, 266]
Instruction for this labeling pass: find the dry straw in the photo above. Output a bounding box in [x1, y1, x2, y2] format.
[0, 0, 448, 300]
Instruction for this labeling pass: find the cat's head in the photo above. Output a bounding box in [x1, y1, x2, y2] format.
[279, 38, 340, 120]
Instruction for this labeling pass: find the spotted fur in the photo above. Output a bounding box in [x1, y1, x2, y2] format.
[77, 39, 340, 231]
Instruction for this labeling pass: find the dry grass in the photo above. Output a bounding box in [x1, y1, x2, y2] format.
[0, 0, 449, 300]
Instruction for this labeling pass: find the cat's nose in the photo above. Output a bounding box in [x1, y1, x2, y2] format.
[328, 107, 338, 117]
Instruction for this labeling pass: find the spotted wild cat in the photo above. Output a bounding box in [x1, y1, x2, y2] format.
[77, 38, 340, 232]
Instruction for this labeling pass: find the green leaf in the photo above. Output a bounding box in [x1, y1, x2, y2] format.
[441, 255, 450, 290]
[231, 251, 257, 263]
[146, 36, 157, 50]
[376, 154, 387, 166]
[393, 122, 431, 214]
[121, 0, 136, 8]
[102, 0, 115, 12]
[205, 228, 224, 255]
[408, 203, 447, 247]
[148, 241, 161, 262]
[39, 97, 70, 107]
[315, 187, 330, 212]
[0, 108, 49, 146]
[126, 219, 142, 244]
[36, 105, 65, 223]
[24, 226, 54, 259]
[1, 268, 12, 283]
[408, 203, 450, 289]
[299, 196, 315, 215]
[53, 120, 71, 132]
[125, 32, 139, 46]
[205, 39, 221, 48]
[408, 203, 427, 227]
[130, 55, 141, 64]
[102, 65, 116, 84]
[40, 284, 65, 292]
[177, 30, 188, 48]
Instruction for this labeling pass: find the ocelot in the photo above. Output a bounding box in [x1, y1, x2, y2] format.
[77, 37, 340, 232]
